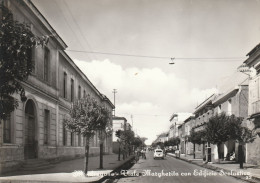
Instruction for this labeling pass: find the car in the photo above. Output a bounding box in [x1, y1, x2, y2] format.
[153, 149, 164, 159]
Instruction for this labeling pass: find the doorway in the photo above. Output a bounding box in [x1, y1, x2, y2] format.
[24, 100, 37, 159]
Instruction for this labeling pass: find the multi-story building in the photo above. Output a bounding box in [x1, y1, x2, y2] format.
[112, 116, 127, 153]
[0, 0, 114, 174]
[125, 123, 132, 131]
[183, 116, 195, 158]
[178, 124, 185, 154]
[193, 94, 216, 160]
[212, 80, 248, 161]
[243, 42, 260, 165]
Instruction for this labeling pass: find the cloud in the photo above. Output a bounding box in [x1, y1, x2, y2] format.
[74, 59, 217, 144]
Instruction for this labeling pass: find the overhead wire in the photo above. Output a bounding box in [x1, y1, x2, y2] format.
[53, 0, 92, 61]
[65, 49, 246, 62]
[63, 1, 98, 61]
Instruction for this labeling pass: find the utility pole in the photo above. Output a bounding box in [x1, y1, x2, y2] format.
[112, 89, 117, 116]
[131, 114, 133, 128]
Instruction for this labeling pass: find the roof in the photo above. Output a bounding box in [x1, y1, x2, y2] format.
[246, 42, 260, 57]
[213, 87, 239, 106]
[194, 94, 216, 114]
[169, 113, 178, 121]
[24, 0, 67, 49]
[183, 115, 195, 123]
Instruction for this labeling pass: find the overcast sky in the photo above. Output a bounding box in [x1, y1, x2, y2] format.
[33, 0, 260, 144]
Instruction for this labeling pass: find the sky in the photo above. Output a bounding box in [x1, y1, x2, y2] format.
[32, 0, 260, 144]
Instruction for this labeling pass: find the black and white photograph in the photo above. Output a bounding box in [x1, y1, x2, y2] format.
[0, 0, 260, 182]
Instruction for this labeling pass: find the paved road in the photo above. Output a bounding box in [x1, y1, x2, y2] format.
[114, 151, 247, 183]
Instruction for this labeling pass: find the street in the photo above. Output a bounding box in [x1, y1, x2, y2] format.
[113, 151, 246, 183]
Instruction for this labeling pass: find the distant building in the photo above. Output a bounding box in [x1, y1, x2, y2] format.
[154, 132, 169, 145]
[112, 116, 127, 153]
[193, 94, 216, 160]
[183, 116, 195, 158]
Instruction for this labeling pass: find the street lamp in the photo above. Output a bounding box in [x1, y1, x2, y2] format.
[169, 58, 175, 65]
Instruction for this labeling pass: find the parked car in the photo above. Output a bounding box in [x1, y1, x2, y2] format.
[153, 149, 164, 159]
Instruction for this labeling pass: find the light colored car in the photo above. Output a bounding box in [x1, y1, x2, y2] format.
[153, 149, 164, 159]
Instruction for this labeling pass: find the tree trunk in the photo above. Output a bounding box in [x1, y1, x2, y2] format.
[123, 147, 126, 160]
[217, 143, 221, 163]
[118, 146, 121, 161]
[99, 142, 103, 169]
[238, 144, 244, 169]
[193, 143, 195, 159]
[84, 139, 90, 175]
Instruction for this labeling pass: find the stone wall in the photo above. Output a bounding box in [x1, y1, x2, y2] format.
[0, 145, 24, 174]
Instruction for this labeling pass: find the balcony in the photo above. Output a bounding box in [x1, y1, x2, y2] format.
[194, 110, 213, 127]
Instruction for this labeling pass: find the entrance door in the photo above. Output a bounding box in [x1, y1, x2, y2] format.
[24, 100, 37, 159]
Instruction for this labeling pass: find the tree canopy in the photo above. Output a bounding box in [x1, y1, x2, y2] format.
[0, 4, 48, 120]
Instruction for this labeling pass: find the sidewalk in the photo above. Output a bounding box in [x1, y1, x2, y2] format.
[0, 154, 134, 183]
[167, 153, 260, 183]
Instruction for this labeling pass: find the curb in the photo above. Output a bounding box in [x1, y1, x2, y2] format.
[167, 154, 260, 183]
[97, 155, 135, 183]
[0, 156, 135, 183]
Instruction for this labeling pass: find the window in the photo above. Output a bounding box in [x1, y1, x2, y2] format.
[63, 123, 67, 146]
[78, 85, 81, 99]
[43, 47, 50, 82]
[44, 110, 50, 145]
[71, 132, 74, 146]
[78, 134, 81, 146]
[198, 144, 201, 151]
[83, 90, 86, 98]
[3, 116, 11, 143]
[63, 72, 67, 98]
[31, 47, 36, 74]
[71, 79, 74, 102]
[83, 137, 86, 146]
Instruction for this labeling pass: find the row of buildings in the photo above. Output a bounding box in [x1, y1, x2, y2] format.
[0, 0, 115, 174]
[155, 44, 260, 165]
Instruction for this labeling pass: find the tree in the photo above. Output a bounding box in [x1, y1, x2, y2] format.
[123, 130, 135, 156]
[174, 137, 181, 149]
[205, 113, 256, 164]
[229, 115, 256, 168]
[188, 129, 206, 158]
[132, 136, 142, 149]
[115, 129, 123, 161]
[96, 106, 112, 169]
[116, 129, 136, 160]
[156, 141, 164, 149]
[0, 4, 48, 121]
[64, 94, 105, 175]
[140, 137, 148, 148]
[204, 112, 231, 161]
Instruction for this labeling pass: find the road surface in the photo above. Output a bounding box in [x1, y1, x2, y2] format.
[113, 151, 247, 183]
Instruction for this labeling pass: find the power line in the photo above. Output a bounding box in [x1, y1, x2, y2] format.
[53, 1, 92, 61]
[66, 49, 245, 62]
[112, 89, 117, 116]
[117, 113, 170, 117]
[63, 1, 98, 61]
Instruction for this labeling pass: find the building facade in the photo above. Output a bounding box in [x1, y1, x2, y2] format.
[0, 0, 114, 174]
[212, 82, 248, 161]
[243, 42, 260, 165]
[193, 94, 215, 160]
[183, 116, 195, 159]
[112, 116, 127, 153]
